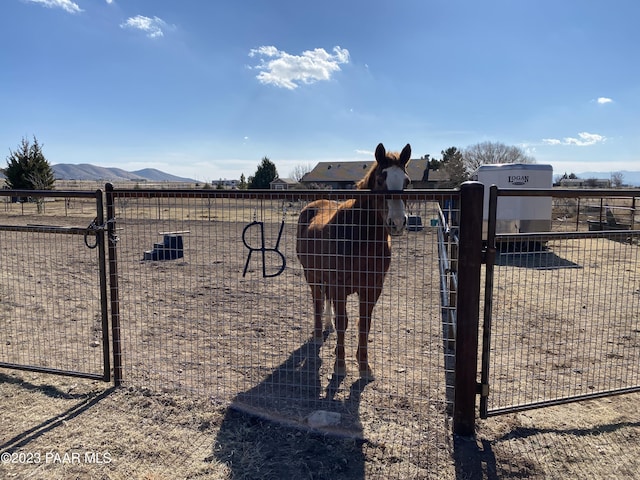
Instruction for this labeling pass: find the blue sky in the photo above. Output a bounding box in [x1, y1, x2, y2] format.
[1, 0, 638, 182]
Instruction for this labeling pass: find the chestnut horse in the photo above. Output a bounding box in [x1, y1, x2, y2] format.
[296, 143, 411, 379]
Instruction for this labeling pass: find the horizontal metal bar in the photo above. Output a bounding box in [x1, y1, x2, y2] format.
[496, 188, 640, 198]
[0, 362, 109, 382]
[0, 190, 101, 199]
[0, 224, 97, 235]
[495, 230, 640, 242]
[484, 386, 640, 418]
[107, 187, 460, 202]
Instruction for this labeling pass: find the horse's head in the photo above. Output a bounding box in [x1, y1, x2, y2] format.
[372, 143, 411, 236]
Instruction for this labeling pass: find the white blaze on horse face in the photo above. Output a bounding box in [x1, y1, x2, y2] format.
[383, 165, 408, 236]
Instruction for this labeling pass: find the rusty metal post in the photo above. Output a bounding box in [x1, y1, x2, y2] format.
[105, 183, 123, 386]
[453, 181, 484, 436]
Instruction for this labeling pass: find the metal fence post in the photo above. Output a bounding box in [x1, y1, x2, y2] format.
[105, 183, 123, 386]
[95, 189, 111, 382]
[453, 181, 484, 436]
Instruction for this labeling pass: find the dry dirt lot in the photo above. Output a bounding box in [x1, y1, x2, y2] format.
[0, 195, 639, 479]
[1, 372, 638, 479]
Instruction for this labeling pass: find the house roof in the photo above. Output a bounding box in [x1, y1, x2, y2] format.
[301, 162, 373, 183]
[301, 158, 437, 184]
[270, 177, 298, 185]
[424, 168, 450, 182]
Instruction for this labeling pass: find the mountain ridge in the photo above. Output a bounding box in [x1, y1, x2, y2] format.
[50, 163, 197, 182]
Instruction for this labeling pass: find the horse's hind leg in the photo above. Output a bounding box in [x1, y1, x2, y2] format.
[310, 283, 325, 343]
[333, 295, 348, 376]
[322, 286, 334, 330]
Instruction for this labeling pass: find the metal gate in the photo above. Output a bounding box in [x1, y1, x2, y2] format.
[480, 186, 640, 418]
[0, 189, 111, 381]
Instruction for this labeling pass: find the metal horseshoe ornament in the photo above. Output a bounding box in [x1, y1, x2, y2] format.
[242, 219, 286, 278]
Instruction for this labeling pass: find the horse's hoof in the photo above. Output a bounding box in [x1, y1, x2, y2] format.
[359, 367, 375, 381]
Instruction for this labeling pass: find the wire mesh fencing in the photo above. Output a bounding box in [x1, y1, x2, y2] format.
[0, 191, 109, 380]
[482, 189, 640, 416]
[108, 188, 459, 476]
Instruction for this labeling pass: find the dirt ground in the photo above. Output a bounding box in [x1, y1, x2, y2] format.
[1, 372, 638, 479]
[1, 195, 639, 479]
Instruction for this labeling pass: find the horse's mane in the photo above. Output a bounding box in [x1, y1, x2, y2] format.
[355, 164, 377, 190]
[355, 150, 403, 190]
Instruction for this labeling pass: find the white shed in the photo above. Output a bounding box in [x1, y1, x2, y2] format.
[471, 163, 553, 236]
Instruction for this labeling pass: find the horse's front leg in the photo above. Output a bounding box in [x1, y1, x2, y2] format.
[333, 295, 348, 376]
[357, 288, 381, 380]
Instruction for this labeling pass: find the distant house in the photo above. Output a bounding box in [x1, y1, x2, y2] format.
[270, 177, 298, 190]
[300, 158, 449, 189]
[213, 179, 239, 189]
[559, 178, 612, 188]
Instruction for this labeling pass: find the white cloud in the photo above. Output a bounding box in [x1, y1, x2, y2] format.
[120, 15, 169, 38]
[248, 45, 350, 89]
[596, 97, 613, 104]
[564, 132, 606, 145]
[26, 0, 82, 14]
[543, 132, 606, 147]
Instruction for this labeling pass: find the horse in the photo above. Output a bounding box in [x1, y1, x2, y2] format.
[296, 143, 411, 379]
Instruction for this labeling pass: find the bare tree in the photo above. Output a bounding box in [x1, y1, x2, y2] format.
[463, 141, 535, 173]
[289, 163, 313, 182]
[611, 171, 624, 187]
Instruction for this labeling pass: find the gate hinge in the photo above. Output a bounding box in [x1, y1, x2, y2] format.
[476, 382, 489, 398]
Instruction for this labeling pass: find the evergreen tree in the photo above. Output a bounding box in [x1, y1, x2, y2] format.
[441, 146, 468, 187]
[423, 154, 441, 171]
[4, 136, 55, 190]
[238, 173, 247, 190]
[248, 157, 278, 189]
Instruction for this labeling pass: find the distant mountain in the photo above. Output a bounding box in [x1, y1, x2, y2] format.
[51, 163, 197, 182]
[52, 164, 140, 181]
[575, 170, 640, 187]
[130, 168, 195, 182]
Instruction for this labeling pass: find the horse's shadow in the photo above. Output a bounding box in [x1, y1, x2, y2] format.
[213, 333, 371, 479]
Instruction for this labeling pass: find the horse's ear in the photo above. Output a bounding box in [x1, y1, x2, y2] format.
[400, 144, 411, 166]
[375, 143, 387, 165]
